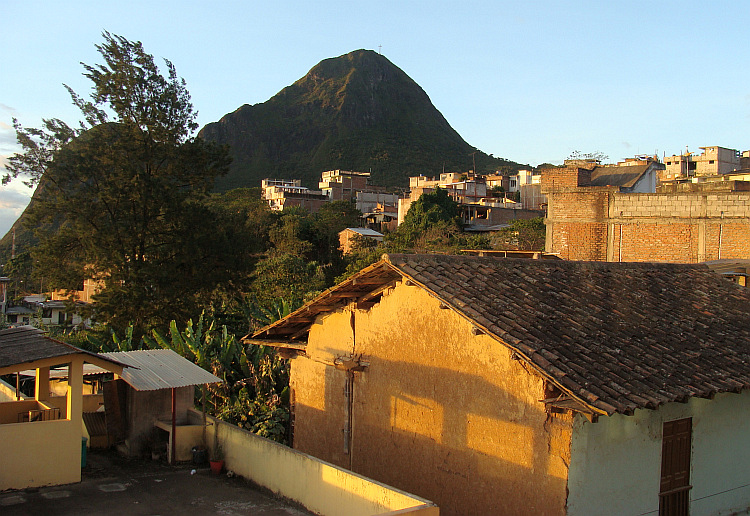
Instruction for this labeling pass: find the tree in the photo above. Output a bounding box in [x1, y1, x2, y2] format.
[566, 150, 609, 163]
[494, 217, 546, 251]
[387, 188, 462, 250]
[6, 33, 232, 331]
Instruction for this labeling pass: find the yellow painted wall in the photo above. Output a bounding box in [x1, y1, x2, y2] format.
[0, 377, 25, 402]
[192, 409, 438, 516]
[0, 356, 86, 490]
[292, 282, 572, 516]
[0, 419, 81, 489]
[0, 400, 40, 423]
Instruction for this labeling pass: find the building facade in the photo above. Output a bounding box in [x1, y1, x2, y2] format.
[542, 161, 750, 262]
[662, 146, 741, 181]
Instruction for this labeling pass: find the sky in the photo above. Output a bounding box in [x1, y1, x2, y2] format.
[2, 0, 749, 236]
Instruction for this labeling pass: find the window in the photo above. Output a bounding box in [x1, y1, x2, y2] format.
[659, 418, 692, 516]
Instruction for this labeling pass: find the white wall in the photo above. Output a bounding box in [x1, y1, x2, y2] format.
[567, 390, 750, 516]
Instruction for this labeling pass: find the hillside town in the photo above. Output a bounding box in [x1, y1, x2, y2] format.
[2, 24, 750, 516]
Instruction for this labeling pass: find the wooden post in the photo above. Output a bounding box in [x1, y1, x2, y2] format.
[171, 387, 176, 465]
[202, 385, 207, 447]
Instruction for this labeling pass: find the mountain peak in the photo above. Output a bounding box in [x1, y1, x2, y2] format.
[200, 51, 520, 190]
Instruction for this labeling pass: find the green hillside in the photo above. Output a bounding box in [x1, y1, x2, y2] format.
[200, 49, 525, 190]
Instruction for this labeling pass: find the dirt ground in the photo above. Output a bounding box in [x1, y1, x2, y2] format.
[0, 449, 312, 515]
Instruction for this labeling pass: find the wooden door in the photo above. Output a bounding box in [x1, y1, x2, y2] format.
[659, 418, 692, 516]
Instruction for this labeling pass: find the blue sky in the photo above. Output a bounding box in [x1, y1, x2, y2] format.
[2, 0, 749, 236]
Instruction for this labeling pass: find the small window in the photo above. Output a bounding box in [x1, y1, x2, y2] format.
[708, 160, 715, 164]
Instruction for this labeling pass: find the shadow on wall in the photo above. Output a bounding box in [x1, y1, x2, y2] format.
[296, 355, 570, 516]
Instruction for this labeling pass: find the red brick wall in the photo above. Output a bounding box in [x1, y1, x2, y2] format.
[612, 223, 699, 263]
[552, 222, 608, 260]
[541, 166, 592, 189]
[715, 223, 750, 259]
[547, 190, 750, 263]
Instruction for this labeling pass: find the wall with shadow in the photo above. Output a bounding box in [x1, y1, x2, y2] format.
[291, 282, 573, 516]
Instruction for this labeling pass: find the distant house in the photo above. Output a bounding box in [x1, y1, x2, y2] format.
[338, 228, 384, 254]
[248, 254, 750, 515]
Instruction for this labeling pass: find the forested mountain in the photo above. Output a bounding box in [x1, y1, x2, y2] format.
[1, 49, 528, 263]
[200, 49, 525, 190]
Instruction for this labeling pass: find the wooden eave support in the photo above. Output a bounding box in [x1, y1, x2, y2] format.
[244, 339, 308, 351]
[359, 281, 396, 303]
[334, 356, 369, 372]
[543, 396, 602, 423]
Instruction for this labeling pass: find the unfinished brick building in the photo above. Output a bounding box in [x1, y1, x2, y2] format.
[542, 162, 750, 262]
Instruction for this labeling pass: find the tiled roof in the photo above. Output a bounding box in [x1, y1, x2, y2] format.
[0, 326, 125, 372]
[253, 254, 750, 416]
[590, 164, 650, 188]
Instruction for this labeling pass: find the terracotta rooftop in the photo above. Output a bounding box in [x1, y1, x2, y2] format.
[251, 254, 750, 417]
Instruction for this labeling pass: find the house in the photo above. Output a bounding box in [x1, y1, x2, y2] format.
[261, 178, 330, 213]
[99, 349, 222, 463]
[0, 326, 125, 490]
[247, 254, 750, 515]
[338, 227, 384, 255]
[399, 172, 544, 228]
[662, 146, 741, 181]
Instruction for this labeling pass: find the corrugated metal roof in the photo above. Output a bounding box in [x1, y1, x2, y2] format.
[19, 363, 109, 378]
[101, 349, 221, 391]
[344, 227, 384, 237]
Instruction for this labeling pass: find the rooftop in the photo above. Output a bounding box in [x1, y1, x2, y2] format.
[0, 326, 123, 372]
[252, 254, 750, 417]
[0, 450, 312, 515]
[589, 163, 651, 188]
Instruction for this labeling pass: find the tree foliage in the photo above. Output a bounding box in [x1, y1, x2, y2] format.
[494, 217, 546, 251]
[566, 150, 609, 163]
[6, 33, 233, 331]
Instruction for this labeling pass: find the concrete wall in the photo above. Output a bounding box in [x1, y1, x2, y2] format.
[567, 390, 750, 516]
[545, 189, 750, 262]
[0, 357, 85, 490]
[193, 409, 438, 516]
[0, 418, 81, 489]
[122, 386, 194, 456]
[292, 282, 572, 516]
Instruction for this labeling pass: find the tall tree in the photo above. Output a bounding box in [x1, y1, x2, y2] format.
[6, 33, 232, 331]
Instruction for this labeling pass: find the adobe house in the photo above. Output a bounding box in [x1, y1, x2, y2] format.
[247, 254, 750, 515]
[0, 326, 125, 490]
